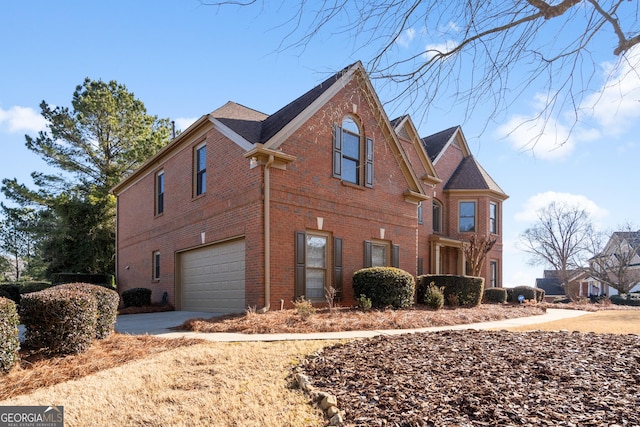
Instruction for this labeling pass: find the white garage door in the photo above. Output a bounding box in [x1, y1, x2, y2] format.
[180, 239, 245, 313]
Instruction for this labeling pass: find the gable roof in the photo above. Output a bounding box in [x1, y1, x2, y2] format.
[445, 155, 507, 197]
[211, 101, 268, 144]
[421, 126, 459, 162]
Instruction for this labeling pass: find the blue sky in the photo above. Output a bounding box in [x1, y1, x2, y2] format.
[0, 1, 637, 286]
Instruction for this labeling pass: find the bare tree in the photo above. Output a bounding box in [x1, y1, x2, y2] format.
[585, 223, 640, 295]
[519, 201, 593, 289]
[463, 233, 497, 277]
[203, 0, 640, 138]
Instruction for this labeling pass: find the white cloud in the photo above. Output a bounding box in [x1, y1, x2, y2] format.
[174, 117, 198, 132]
[422, 40, 458, 60]
[0, 105, 47, 133]
[496, 113, 577, 160]
[580, 47, 640, 134]
[395, 28, 416, 48]
[515, 191, 609, 224]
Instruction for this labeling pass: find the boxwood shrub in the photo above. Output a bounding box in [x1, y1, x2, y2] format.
[483, 287, 508, 304]
[20, 288, 98, 355]
[0, 297, 20, 374]
[417, 275, 484, 307]
[418, 282, 445, 310]
[56, 283, 119, 339]
[508, 285, 537, 303]
[121, 287, 152, 308]
[352, 267, 415, 309]
[534, 287, 546, 303]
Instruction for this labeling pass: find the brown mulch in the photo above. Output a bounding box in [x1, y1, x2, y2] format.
[175, 305, 548, 334]
[301, 330, 640, 426]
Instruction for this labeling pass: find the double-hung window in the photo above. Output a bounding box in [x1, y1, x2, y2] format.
[459, 201, 476, 232]
[490, 260, 498, 287]
[195, 144, 206, 196]
[155, 171, 164, 215]
[364, 240, 399, 268]
[295, 231, 343, 301]
[489, 202, 498, 234]
[153, 251, 160, 281]
[333, 116, 373, 187]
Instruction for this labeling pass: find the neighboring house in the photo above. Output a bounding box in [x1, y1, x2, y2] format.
[536, 269, 612, 301]
[589, 230, 640, 296]
[536, 270, 566, 302]
[112, 61, 508, 313]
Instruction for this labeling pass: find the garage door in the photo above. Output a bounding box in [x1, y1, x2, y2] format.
[179, 239, 245, 313]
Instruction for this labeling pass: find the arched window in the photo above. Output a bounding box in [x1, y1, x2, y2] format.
[340, 117, 360, 184]
[433, 200, 443, 233]
[332, 116, 374, 187]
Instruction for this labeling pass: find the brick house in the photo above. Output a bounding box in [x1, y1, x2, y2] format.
[112, 61, 508, 313]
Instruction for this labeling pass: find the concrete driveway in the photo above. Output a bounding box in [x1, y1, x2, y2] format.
[114, 311, 223, 335]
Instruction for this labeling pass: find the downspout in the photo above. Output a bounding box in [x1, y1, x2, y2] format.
[260, 154, 275, 312]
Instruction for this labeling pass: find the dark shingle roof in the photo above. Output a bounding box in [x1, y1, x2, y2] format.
[612, 231, 640, 256]
[420, 126, 459, 162]
[389, 116, 408, 128]
[210, 64, 356, 145]
[536, 278, 565, 296]
[444, 155, 506, 194]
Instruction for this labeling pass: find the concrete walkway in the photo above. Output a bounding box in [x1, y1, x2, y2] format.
[115, 308, 590, 342]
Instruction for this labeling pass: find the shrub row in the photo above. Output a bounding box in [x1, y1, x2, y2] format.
[507, 286, 545, 303]
[121, 287, 152, 308]
[20, 283, 119, 356]
[51, 273, 116, 290]
[610, 294, 640, 306]
[352, 267, 415, 309]
[0, 297, 20, 374]
[416, 275, 484, 307]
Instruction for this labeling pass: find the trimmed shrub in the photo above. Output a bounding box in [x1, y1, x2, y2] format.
[610, 294, 640, 307]
[484, 287, 508, 304]
[0, 284, 21, 305]
[20, 288, 98, 355]
[52, 273, 116, 290]
[56, 283, 119, 339]
[121, 287, 152, 308]
[0, 297, 20, 374]
[352, 267, 415, 309]
[419, 282, 445, 310]
[508, 286, 537, 303]
[534, 287, 546, 303]
[417, 275, 484, 308]
[356, 294, 372, 312]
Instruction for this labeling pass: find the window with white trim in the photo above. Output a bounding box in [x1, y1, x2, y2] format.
[332, 116, 373, 187]
[490, 202, 498, 234]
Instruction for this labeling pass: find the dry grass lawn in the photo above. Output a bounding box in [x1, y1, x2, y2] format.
[502, 309, 640, 334]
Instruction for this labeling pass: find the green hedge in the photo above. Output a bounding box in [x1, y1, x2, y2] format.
[352, 267, 415, 309]
[483, 288, 508, 304]
[417, 275, 484, 307]
[535, 287, 546, 303]
[610, 295, 640, 306]
[20, 288, 98, 355]
[508, 286, 537, 303]
[51, 273, 116, 290]
[55, 283, 119, 339]
[0, 297, 20, 374]
[121, 287, 152, 308]
[0, 282, 53, 296]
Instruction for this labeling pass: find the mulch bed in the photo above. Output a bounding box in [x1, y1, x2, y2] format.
[301, 330, 640, 426]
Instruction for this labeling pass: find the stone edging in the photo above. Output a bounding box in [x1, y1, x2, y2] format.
[295, 371, 344, 426]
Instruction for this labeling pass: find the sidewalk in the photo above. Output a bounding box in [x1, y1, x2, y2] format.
[121, 308, 590, 342]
